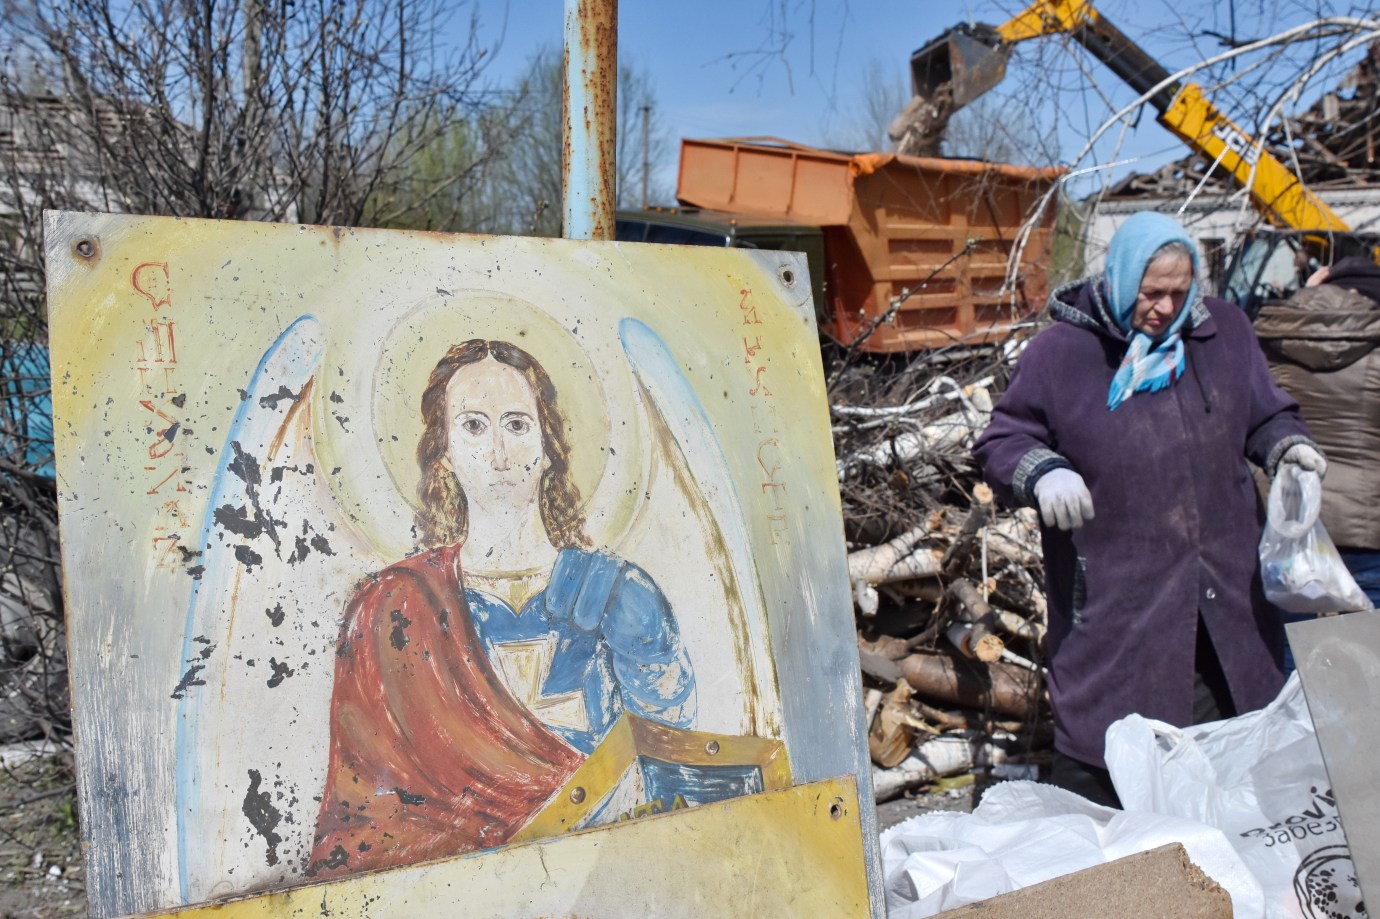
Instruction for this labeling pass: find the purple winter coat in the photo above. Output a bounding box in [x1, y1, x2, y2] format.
[972, 279, 1313, 768]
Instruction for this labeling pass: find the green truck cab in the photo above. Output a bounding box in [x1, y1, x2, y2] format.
[616, 208, 829, 327]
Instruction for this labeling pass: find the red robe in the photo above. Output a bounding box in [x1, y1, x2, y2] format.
[307, 545, 585, 878]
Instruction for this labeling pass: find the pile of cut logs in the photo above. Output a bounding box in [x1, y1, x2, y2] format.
[828, 340, 1051, 801]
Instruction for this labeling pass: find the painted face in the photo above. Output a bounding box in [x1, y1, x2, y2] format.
[1131, 252, 1194, 337]
[443, 358, 547, 512]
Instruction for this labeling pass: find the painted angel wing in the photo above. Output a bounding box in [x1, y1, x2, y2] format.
[616, 318, 782, 739]
[173, 316, 383, 903]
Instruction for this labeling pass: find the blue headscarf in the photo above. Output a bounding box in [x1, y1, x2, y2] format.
[1102, 212, 1199, 411]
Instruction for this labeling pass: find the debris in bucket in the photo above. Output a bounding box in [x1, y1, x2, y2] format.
[887, 84, 957, 158]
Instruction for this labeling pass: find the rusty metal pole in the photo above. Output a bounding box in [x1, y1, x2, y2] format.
[641, 104, 650, 210]
[562, 0, 617, 241]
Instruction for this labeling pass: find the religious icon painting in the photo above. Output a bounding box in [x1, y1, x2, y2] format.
[45, 213, 875, 917]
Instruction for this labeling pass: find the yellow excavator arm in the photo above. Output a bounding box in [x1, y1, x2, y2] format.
[1157, 84, 1348, 231]
[994, 0, 1096, 42]
[908, 0, 1348, 232]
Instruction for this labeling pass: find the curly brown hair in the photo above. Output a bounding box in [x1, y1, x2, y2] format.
[415, 339, 588, 549]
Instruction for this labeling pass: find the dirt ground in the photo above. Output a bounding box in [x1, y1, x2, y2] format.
[0, 747, 84, 919]
[875, 777, 977, 833]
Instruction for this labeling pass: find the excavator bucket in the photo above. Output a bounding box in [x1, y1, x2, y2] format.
[907, 23, 1009, 110]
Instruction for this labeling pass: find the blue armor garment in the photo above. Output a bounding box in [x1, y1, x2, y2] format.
[465, 547, 697, 754]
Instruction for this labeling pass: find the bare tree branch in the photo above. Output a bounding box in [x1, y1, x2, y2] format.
[0, 0, 503, 761]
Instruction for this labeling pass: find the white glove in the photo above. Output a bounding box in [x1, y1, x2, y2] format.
[1033, 468, 1095, 531]
[1280, 443, 1327, 480]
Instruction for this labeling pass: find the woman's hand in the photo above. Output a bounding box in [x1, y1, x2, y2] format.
[1279, 443, 1327, 480]
[1033, 468, 1095, 531]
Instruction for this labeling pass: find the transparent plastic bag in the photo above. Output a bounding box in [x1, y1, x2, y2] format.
[1259, 464, 1372, 613]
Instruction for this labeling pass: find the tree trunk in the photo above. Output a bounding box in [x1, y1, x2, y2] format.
[897, 649, 1042, 719]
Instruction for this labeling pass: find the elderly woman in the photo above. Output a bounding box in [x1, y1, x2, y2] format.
[973, 212, 1325, 806]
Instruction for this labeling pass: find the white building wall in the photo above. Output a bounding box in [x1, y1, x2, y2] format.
[1082, 189, 1380, 292]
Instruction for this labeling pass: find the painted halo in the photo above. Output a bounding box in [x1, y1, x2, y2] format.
[313, 290, 648, 560]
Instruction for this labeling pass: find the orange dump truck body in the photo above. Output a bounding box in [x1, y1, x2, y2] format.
[675, 138, 1065, 352]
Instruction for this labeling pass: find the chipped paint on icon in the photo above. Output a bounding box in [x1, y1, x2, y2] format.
[46, 213, 857, 917]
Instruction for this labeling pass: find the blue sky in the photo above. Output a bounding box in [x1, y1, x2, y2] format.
[463, 1, 1372, 202]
